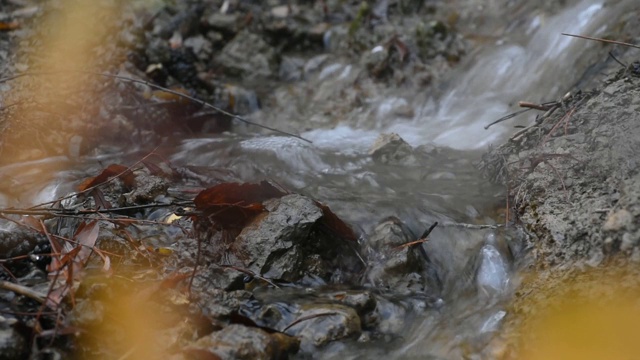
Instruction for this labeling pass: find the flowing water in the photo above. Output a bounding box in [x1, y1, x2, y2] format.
[0, 0, 635, 357]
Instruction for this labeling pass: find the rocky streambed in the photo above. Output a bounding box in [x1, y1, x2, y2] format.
[0, 0, 639, 359]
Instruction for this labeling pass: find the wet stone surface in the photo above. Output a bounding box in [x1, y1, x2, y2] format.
[186, 324, 299, 360]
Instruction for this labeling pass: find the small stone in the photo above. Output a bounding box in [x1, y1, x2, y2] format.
[271, 6, 288, 18]
[289, 304, 361, 351]
[603, 209, 634, 231]
[620, 231, 640, 251]
[369, 133, 418, 165]
[586, 248, 604, 267]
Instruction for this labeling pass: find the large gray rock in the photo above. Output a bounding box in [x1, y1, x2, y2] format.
[195, 194, 362, 290]
[369, 133, 418, 166]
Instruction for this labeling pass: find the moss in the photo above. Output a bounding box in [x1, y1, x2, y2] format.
[348, 1, 370, 38]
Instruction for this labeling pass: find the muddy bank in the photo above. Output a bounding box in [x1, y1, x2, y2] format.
[480, 60, 640, 355]
[481, 66, 640, 268]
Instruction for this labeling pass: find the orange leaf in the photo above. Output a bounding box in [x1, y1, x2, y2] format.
[194, 181, 285, 209]
[314, 201, 358, 242]
[78, 164, 136, 191]
[0, 21, 19, 31]
[194, 181, 285, 230]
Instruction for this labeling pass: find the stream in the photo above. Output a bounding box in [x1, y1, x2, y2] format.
[0, 0, 636, 358]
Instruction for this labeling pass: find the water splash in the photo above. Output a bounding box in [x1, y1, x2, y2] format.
[302, 0, 626, 152]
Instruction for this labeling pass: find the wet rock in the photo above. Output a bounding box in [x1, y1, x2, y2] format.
[216, 31, 276, 79]
[194, 288, 252, 319]
[362, 296, 407, 334]
[364, 217, 427, 293]
[0, 317, 27, 360]
[195, 194, 361, 289]
[284, 304, 361, 352]
[186, 324, 299, 360]
[369, 133, 418, 166]
[325, 290, 376, 316]
[123, 174, 169, 206]
[0, 222, 45, 260]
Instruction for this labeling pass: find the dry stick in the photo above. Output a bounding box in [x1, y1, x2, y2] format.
[392, 238, 430, 251]
[0, 263, 18, 282]
[518, 101, 553, 111]
[0, 200, 193, 216]
[0, 70, 311, 143]
[484, 108, 531, 130]
[439, 222, 500, 229]
[415, 222, 438, 261]
[608, 51, 628, 68]
[38, 219, 69, 314]
[282, 312, 338, 332]
[485, 100, 562, 130]
[0, 280, 46, 303]
[0, 252, 62, 263]
[561, 33, 640, 50]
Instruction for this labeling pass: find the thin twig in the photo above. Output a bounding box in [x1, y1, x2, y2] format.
[0, 280, 46, 303]
[0, 70, 311, 142]
[392, 238, 430, 251]
[419, 221, 439, 239]
[282, 312, 338, 332]
[0, 201, 192, 216]
[439, 222, 500, 229]
[562, 33, 640, 50]
[518, 101, 553, 111]
[485, 109, 531, 129]
[608, 51, 628, 68]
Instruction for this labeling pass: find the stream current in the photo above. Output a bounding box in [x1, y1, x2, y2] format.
[0, 0, 635, 358]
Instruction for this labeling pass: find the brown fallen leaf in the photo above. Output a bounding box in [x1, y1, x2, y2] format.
[194, 181, 286, 231]
[78, 164, 136, 191]
[314, 201, 358, 241]
[0, 21, 19, 31]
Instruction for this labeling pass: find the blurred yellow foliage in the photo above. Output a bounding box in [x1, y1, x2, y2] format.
[516, 265, 640, 360]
